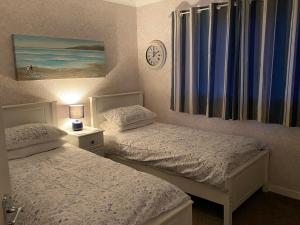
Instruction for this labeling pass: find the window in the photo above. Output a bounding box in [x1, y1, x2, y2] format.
[171, 0, 300, 127]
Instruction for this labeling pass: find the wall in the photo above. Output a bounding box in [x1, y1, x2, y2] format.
[137, 0, 300, 199]
[0, 0, 139, 127]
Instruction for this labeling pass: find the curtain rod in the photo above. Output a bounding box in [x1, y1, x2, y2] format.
[180, 7, 209, 16]
[169, 1, 240, 17]
[216, 3, 229, 10]
[178, 3, 231, 16]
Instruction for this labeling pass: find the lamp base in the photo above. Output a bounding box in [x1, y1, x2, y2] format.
[72, 120, 83, 131]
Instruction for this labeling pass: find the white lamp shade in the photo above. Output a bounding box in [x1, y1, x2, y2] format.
[69, 104, 84, 119]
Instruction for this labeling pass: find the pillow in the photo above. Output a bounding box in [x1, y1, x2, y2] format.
[101, 118, 155, 132]
[5, 123, 67, 150]
[121, 118, 155, 131]
[103, 105, 156, 128]
[7, 139, 66, 160]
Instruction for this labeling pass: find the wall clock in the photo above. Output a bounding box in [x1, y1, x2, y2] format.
[146, 40, 167, 69]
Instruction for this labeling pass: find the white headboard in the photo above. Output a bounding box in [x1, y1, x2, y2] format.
[2, 101, 57, 128]
[89, 92, 143, 127]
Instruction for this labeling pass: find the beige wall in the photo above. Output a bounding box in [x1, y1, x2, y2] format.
[137, 0, 300, 197]
[0, 0, 139, 127]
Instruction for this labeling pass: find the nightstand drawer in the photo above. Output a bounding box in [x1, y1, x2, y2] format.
[78, 132, 103, 148]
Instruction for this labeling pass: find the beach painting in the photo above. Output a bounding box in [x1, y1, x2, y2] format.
[12, 34, 106, 80]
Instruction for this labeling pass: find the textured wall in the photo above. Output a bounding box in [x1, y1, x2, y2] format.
[137, 0, 300, 197]
[0, 0, 139, 127]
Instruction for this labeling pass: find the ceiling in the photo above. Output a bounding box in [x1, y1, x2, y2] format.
[103, 0, 162, 7]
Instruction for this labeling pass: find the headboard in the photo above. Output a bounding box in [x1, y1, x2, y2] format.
[89, 92, 144, 127]
[1, 101, 57, 128]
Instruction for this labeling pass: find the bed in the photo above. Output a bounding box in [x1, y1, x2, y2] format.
[89, 92, 270, 225]
[2, 101, 193, 225]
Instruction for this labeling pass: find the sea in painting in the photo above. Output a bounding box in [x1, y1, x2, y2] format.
[13, 34, 105, 80]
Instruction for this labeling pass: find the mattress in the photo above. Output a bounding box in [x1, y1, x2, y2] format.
[105, 122, 267, 191]
[9, 144, 190, 225]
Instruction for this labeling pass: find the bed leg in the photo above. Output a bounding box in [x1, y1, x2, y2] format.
[223, 201, 232, 225]
[262, 153, 270, 192]
[262, 184, 269, 192]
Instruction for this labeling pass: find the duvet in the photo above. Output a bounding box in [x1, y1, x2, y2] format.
[105, 122, 267, 191]
[9, 144, 189, 225]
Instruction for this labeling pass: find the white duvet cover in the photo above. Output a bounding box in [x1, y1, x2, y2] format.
[9, 144, 190, 225]
[105, 123, 267, 191]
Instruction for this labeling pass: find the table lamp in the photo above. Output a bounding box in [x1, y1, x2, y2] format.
[69, 104, 84, 131]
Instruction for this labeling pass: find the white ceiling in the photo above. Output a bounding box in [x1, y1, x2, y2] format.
[104, 0, 162, 7]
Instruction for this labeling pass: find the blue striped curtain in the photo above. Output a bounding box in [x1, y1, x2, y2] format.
[171, 0, 300, 127]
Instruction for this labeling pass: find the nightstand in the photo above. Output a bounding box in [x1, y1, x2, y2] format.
[64, 127, 105, 156]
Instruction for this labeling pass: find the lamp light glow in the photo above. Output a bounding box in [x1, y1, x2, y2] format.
[60, 92, 81, 105]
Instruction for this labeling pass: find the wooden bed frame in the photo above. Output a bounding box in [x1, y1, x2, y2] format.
[89, 92, 270, 225]
[2, 101, 192, 225]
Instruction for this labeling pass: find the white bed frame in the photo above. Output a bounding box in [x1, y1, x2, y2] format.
[1, 101, 192, 225]
[2, 101, 57, 128]
[89, 92, 270, 225]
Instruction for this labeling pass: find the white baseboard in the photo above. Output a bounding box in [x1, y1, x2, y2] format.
[269, 185, 300, 201]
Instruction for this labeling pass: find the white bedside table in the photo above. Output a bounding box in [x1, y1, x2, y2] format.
[64, 127, 105, 156]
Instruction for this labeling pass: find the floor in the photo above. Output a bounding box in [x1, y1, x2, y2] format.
[192, 190, 300, 225]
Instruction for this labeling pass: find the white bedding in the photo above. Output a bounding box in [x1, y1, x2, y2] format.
[105, 123, 267, 191]
[9, 144, 190, 225]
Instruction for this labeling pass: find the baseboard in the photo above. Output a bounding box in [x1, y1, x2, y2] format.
[269, 185, 300, 201]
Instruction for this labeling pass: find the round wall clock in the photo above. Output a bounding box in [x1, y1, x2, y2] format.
[146, 40, 167, 69]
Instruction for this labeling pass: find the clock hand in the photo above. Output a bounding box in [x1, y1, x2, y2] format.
[151, 46, 155, 57]
[153, 51, 159, 57]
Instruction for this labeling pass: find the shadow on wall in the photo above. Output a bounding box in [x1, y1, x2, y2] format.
[0, 74, 45, 105]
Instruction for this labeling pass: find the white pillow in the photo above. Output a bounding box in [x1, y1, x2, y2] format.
[5, 123, 67, 150]
[101, 118, 155, 132]
[7, 140, 66, 160]
[103, 105, 156, 128]
[121, 119, 155, 131]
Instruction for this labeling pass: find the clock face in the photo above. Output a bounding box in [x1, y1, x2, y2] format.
[146, 41, 166, 69]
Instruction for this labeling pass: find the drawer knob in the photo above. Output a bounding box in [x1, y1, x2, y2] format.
[91, 140, 95, 145]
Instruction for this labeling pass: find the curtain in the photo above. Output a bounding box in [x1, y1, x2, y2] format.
[171, 0, 300, 127]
